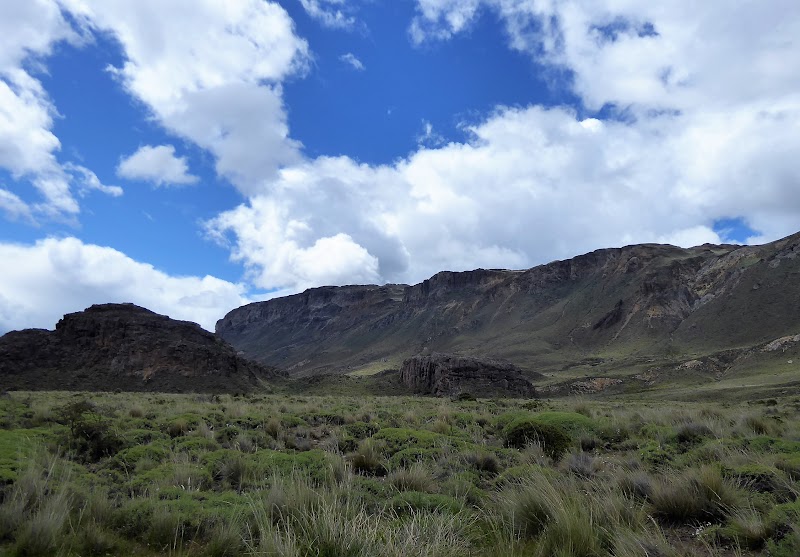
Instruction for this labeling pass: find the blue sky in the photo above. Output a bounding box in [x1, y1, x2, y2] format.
[0, 0, 798, 332]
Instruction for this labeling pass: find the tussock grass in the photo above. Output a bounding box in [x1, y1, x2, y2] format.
[388, 464, 437, 493]
[1, 391, 799, 556]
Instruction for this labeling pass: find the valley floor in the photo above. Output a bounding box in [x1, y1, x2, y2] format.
[0, 390, 798, 556]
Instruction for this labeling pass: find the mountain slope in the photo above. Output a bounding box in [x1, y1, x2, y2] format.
[217, 232, 800, 382]
[0, 303, 284, 392]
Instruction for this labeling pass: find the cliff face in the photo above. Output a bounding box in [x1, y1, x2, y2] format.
[0, 304, 284, 392]
[399, 353, 537, 398]
[217, 232, 800, 378]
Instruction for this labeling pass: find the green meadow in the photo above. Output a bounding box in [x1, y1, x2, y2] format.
[0, 391, 798, 556]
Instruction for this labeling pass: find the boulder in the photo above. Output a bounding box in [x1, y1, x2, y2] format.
[399, 352, 537, 398]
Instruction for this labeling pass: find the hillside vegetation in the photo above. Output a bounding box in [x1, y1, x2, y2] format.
[0, 390, 798, 556]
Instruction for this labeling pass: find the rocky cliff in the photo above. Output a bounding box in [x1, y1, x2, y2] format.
[216, 231, 800, 381]
[0, 303, 284, 392]
[400, 353, 537, 398]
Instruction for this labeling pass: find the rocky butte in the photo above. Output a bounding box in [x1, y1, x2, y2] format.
[0, 303, 284, 393]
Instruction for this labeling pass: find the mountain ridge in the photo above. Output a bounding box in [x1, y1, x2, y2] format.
[216, 231, 800, 383]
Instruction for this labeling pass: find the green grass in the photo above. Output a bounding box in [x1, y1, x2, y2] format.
[0, 391, 798, 556]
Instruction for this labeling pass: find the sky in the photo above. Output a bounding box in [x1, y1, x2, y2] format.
[1, 0, 799, 333]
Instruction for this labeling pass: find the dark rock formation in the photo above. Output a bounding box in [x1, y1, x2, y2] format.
[399, 353, 538, 398]
[0, 303, 284, 392]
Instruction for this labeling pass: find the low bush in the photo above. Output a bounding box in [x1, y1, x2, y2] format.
[503, 418, 573, 459]
[464, 450, 501, 475]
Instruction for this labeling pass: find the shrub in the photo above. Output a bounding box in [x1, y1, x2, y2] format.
[453, 392, 477, 402]
[57, 400, 125, 461]
[464, 450, 501, 475]
[167, 418, 190, 438]
[343, 421, 379, 440]
[526, 412, 595, 435]
[372, 428, 452, 455]
[675, 422, 713, 445]
[503, 418, 573, 459]
[728, 464, 784, 496]
[776, 456, 800, 481]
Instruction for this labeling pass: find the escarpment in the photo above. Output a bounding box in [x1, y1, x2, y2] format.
[217, 232, 800, 380]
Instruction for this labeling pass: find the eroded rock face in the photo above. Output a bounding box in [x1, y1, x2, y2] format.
[399, 353, 537, 398]
[216, 231, 800, 378]
[0, 303, 284, 392]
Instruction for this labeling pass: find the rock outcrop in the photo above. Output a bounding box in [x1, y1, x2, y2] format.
[399, 353, 537, 398]
[0, 303, 284, 392]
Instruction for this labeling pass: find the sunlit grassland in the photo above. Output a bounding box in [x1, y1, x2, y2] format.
[0, 390, 798, 556]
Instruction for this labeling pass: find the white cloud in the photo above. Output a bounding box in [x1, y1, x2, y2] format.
[299, 0, 356, 29]
[416, 119, 445, 147]
[4, 1, 800, 317]
[0, 189, 33, 222]
[658, 226, 723, 248]
[65, 163, 123, 197]
[0, 237, 252, 333]
[410, 1, 800, 113]
[0, 2, 119, 220]
[117, 145, 198, 186]
[207, 96, 800, 292]
[339, 53, 365, 71]
[409, 0, 481, 44]
[61, 0, 309, 194]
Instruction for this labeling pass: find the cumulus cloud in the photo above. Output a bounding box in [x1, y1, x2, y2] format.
[117, 145, 198, 186]
[207, 89, 800, 289]
[339, 53, 365, 71]
[62, 0, 309, 194]
[204, 107, 680, 286]
[299, 0, 356, 29]
[410, 1, 800, 114]
[5, 0, 800, 317]
[0, 2, 120, 220]
[0, 237, 252, 333]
